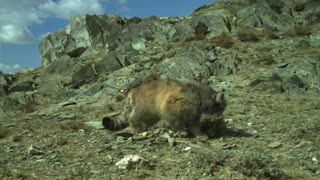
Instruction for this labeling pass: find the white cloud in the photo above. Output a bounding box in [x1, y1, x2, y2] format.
[39, 0, 106, 19]
[0, 24, 34, 44]
[0, 0, 107, 44]
[0, 63, 21, 74]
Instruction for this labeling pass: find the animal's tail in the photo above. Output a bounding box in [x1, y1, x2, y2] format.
[102, 115, 129, 131]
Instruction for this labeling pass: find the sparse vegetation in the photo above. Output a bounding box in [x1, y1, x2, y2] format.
[212, 32, 234, 48]
[184, 34, 206, 42]
[237, 28, 260, 42]
[58, 121, 90, 131]
[230, 149, 284, 179]
[56, 138, 68, 146]
[265, 30, 280, 39]
[305, 12, 320, 25]
[0, 127, 10, 139]
[20, 99, 39, 113]
[12, 135, 22, 142]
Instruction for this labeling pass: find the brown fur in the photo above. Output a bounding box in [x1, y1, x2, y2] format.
[103, 79, 226, 136]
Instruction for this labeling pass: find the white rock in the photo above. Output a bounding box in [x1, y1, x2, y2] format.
[27, 145, 44, 155]
[312, 157, 319, 163]
[115, 155, 145, 169]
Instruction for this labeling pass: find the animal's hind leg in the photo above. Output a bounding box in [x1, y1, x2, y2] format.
[128, 108, 149, 135]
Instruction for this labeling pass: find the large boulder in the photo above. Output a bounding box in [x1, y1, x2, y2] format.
[39, 14, 126, 67]
[158, 42, 238, 82]
[235, 0, 293, 31]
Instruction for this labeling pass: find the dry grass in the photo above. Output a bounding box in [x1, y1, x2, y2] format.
[56, 138, 69, 146]
[230, 149, 284, 179]
[212, 32, 234, 48]
[20, 99, 39, 113]
[184, 34, 206, 42]
[58, 121, 90, 131]
[237, 28, 260, 42]
[295, 26, 311, 37]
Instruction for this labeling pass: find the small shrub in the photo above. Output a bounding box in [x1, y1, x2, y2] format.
[213, 32, 234, 48]
[291, 119, 320, 142]
[237, 28, 260, 42]
[191, 150, 232, 176]
[230, 149, 284, 179]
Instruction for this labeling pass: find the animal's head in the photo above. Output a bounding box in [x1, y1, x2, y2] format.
[201, 87, 226, 115]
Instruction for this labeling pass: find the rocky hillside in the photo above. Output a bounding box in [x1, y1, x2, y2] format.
[1, 0, 320, 179]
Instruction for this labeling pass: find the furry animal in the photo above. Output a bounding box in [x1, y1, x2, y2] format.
[102, 79, 226, 136]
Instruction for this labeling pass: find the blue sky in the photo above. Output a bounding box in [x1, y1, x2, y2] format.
[0, 0, 215, 73]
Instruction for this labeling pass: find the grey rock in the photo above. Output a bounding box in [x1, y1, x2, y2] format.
[9, 80, 35, 93]
[126, 16, 142, 25]
[71, 64, 98, 85]
[84, 121, 104, 129]
[0, 85, 8, 97]
[287, 74, 304, 88]
[39, 14, 125, 66]
[82, 83, 105, 96]
[191, 10, 231, 38]
[66, 47, 87, 58]
[168, 138, 176, 147]
[95, 53, 123, 73]
[39, 31, 69, 67]
[268, 141, 282, 148]
[236, 0, 293, 31]
[0, 74, 8, 85]
[56, 89, 78, 100]
[195, 21, 208, 36]
[131, 38, 146, 51]
[0, 92, 35, 113]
